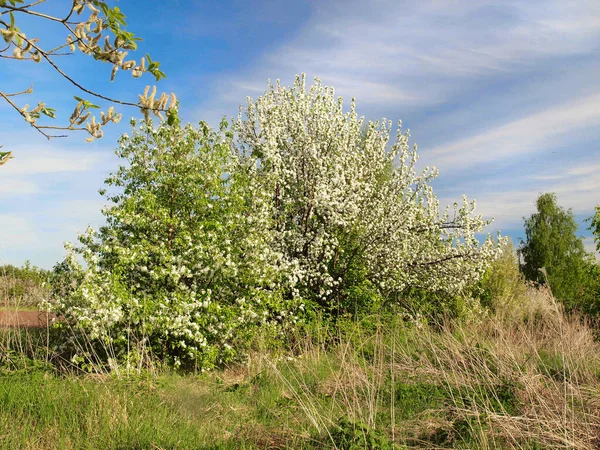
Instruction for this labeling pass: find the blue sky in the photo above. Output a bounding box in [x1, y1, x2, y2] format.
[1, 0, 599, 268]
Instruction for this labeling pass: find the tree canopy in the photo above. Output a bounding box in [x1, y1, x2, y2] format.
[588, 205, 600, 253]
[234, 75, 502, 313]
[519, 193, 595, 309]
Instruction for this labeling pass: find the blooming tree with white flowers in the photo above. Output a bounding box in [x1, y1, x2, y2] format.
[51, 75, 503, 370]
[51, 118, 293, 370]
[235, 75, 503, 314]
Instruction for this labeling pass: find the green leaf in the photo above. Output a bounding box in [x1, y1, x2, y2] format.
[166, 109, 179, 126]
[151, 69, 166, 82]
[73, 96, 100, 109]
[41, 108, 56, 119]
[83, 101, 100, 109]
[9, 11, 15, 29]
[0, 151, 13, 166]
[109, 6, 127, 26]
[122, 37, 140, 50]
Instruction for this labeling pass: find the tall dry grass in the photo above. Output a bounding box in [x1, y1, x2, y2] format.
[245, 284, 600, 449]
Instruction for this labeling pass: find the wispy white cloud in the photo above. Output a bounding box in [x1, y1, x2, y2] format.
[0, 215, 39, 249]
[567, 163, 600, 178]
[48, 198, 107, 234]
[0, 179, 39, 195]
[0, 198, 107, 268]
[198, 0, 600, 118]
[308, 0, 599, 75]
[453, 159, 600, 232]
[3, 147, 112, 175]
[0, 139, 115, 201]
[427, 93, 600, 172]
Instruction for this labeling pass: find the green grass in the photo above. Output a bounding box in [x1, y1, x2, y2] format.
[0, 359, 534, 449]
[0, 372, 206, 450]
[0, 366, 452, 449]
[0, 367, 339, 449]
[2, 292, 600, 449]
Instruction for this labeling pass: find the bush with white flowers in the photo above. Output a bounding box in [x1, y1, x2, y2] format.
[235, 75, 502, 313]
[51, 75, 503, 370]
[51, 118, 292, 370]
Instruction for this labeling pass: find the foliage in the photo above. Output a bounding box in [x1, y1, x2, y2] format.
[0, 261, 49, 307]
[392, 382, 447, 420]
[235, 75, 502, 316]
[49, 119, 294, 370]
[478, 239, 528, 314]
[588, 205, 600, 252]
[575, 262, 600, 317]
[396, 287, 476, 323]
[0, 261, 49, 286]
[48, 76, 503, 368]
[518, 193, 598, 312]
[326, 417, 395, 450]
[0, 0, 175, 162]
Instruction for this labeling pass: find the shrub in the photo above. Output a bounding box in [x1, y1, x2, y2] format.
[50, 76, 503, 369]
[49, 118, 295, 370]
[478, 239, 527, 314]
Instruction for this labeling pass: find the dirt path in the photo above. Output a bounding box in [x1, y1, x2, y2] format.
[0, 310, 54, 328]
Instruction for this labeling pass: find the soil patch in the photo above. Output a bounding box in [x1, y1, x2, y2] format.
[0, 310, 54, 328]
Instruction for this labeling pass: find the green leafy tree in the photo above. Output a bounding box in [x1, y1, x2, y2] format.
[519, 193, 596, 311]
[0, 0, 175, 164]
[50, 118, 292, 370]
[588, 205, 600, 252]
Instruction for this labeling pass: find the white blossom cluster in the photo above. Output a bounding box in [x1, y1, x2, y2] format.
[50, 75, 503, 369]
[235, 75, 504, 311]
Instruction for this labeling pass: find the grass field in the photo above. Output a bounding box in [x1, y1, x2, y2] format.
[1, 284, 600, 449]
